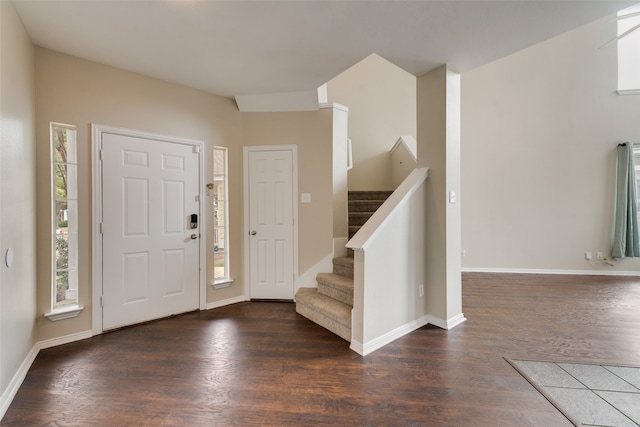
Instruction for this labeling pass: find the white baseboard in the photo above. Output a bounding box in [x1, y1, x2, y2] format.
[462, 267, 640, 277]
[205, 295, 245, 310]
[350, 312, 466, 356]
[357, 315, 432, 356]
[37, 330, 93, 351]
[0, 345, 38, 420]
[426, 313, 466, 330]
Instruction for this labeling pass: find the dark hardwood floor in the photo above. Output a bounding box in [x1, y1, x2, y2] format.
[2, 273, 640, 426]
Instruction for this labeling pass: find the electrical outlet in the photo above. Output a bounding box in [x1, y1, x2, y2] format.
[418, 284, 424, 297]
[597, 252, 603, 260]
[585, 252, 592, 260]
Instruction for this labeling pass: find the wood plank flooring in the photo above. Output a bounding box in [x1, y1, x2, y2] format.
[2, 272, 640, 426]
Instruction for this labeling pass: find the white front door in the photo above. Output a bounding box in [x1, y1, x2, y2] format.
[101, 132, 200, 330]
[247, 148, 295, 300]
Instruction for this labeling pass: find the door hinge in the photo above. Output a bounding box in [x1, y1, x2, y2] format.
[100, 295, 104, 307]
[193, 145, 200, 154]
[195, 195, 200, 202]
[99, 222, 103, 234]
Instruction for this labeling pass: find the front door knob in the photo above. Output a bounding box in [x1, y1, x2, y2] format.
[250, 230, 257, 235]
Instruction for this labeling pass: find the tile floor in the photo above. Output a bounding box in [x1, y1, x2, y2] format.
[509, 360, 640, 427]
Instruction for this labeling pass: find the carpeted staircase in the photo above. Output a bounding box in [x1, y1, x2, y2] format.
[295, 191, 392, 341]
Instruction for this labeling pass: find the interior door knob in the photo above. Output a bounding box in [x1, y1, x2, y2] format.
[250, 230, 257, 235]
[190, 234, 197, 239]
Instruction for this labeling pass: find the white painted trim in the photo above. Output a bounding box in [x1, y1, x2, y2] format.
[0, 345, 38, 420]
[617, 89, 640, 96]
[211, 279, 234, 290]
[359, 315, 432, 356]
[44, 305, 84, 321]
[349, 313, 466, 356]
[91, 124, 206, 334]
[349, 339, 364, 356]
[205, 295, 246, 310]
[462, 267, 640, 277]
[390, 136, 417, 162]
[319, 102, 349, 112]
[442, 313, 466, 330]
[37, 330, 94, 350]
[243, 145, 299, 300]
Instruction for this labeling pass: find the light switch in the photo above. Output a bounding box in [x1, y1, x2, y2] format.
[301, 193, 311, 203]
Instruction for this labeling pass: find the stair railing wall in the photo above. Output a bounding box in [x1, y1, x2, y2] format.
[346, 168, 430, 355]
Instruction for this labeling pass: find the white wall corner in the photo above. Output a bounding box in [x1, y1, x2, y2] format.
[349, 339, 365, 356]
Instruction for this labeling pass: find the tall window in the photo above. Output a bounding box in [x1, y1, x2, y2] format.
[617, 3, 640, 93]
[52, 123, 79, 309]
[212, 147, 230, 286]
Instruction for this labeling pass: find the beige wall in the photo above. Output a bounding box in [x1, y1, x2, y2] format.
[462, 15, 640, 273]
[34, 48, 243, 341]
[327, 54, 416, 191]
[0, 0, 37, 406]
[240, 110, 335, 277]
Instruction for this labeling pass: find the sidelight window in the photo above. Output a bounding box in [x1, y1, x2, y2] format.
[212, 146, 231, 287]
[50, 123, 80, 315]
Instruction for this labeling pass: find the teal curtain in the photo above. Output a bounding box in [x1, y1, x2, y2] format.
[612, 143, 640, 258]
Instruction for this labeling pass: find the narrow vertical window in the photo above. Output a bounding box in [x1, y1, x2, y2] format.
[52, 123, 79, 309]
[212, 146, 230, 287]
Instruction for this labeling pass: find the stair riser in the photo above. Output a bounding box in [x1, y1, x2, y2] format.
[333, 262, 354, 279]
[318, 282, 353, 306]
[348, 214, 372, 227]
[296, 304, 351, 341]
[348, 200, 386, 212]
[348, 191, 393, 201]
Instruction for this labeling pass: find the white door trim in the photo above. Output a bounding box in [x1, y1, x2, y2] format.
[243, 145, 298, 300]
[92, 124, 206, 335]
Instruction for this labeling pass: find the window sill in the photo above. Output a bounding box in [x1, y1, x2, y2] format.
[617, 89, 640, 96]
[212, 279, 234, 290]
[44, 305, 84, 321]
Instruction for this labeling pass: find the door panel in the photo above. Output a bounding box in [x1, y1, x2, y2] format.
[248, 149, 294, 300]
[102, 133, 199, 330]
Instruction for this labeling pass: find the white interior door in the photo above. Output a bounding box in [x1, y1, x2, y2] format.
[248, 149, 295, 300]
[101, 132, 200, 330]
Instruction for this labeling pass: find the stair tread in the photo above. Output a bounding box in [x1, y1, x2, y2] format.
[332, 256, 354, 267]
[295, 288, 351, 327]
[317, 272, 353, 292]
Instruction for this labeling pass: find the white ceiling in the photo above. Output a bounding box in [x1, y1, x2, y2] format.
[12, 1, 636, 99]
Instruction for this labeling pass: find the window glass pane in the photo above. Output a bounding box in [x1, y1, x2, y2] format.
[64, 199, 78, 234]
[56, 233, 69, 270]
[65, 163, 78, 199]
[618, 4, 640, 91]
[55, 164, 68, 199]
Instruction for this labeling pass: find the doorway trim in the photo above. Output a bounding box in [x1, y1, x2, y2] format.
[243, 145, 298, 300]
[91, 124, 206, 335]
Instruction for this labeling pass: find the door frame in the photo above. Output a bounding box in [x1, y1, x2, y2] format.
[243, 145, 298, 300]
[91, 124, 206, 334]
